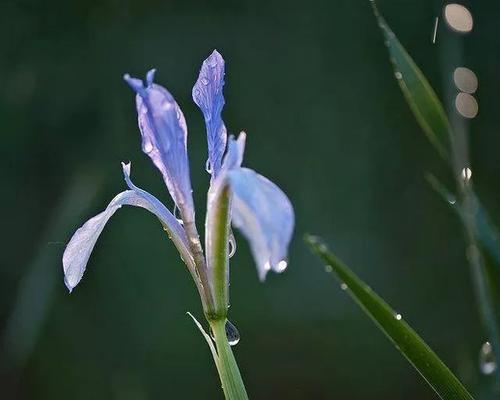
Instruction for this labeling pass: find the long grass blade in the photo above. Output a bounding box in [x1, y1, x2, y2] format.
[371, 1, 451, 160]
[306, 234, 474, 400]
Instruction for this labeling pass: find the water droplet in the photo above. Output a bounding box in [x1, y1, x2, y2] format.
[479, 342, 497, 375]
[201, 77, 209, 86]
[444, 3, 473, 33]
[340, 283, 348, 290]
[394, 71, 403, 80]
[143, 139, 153, 153]
[394, 313, 402, 321]
[276, 260, 288, 273]
[228, 233, 236, 258]
[210, 320, 241, 346]
[225, 320, 240, 346]
[205, 159, 212, 174]
[461, 167, 472, 182]
[325, 265, 333, 273]
[264, 261, 271, 271]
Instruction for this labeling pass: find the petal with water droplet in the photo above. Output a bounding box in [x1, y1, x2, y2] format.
[124, 70, 195, 219]
[228, 168, 294, 281]
[63, 163, 192, 292]
[192, 50, 227, 178]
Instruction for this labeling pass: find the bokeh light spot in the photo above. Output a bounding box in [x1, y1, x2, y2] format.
[455, 92, 478, 118]
[444, 4, 473, 33]
[453, 67, 478, 93]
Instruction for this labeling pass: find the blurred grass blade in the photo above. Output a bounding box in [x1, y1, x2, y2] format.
[427, 174, 500, 267]
[305, 234, 474, 400]
[371, 2, 451, 159]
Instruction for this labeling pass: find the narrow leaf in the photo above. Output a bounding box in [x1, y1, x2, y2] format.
[306, 234, 474, 400]
[372, 2, 451, 159]
[427, 173, 500, 268]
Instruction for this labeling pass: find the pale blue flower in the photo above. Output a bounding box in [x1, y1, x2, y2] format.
[63, 50, 294, 314]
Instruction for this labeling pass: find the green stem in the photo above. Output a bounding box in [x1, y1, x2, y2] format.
[209, 319, 249, 400]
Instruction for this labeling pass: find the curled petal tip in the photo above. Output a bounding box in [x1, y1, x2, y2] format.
[123, 74, 144, 93]
[121, 161, 131, 175]
[146, 69, 156, 86]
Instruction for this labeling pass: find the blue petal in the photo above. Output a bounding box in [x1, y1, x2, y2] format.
[228, 168, 294, 281]
[192, 50, 227, 178]
[63, 163, 193, 292]
[124, 70, 194, 217]
[207, 132, 294, 280]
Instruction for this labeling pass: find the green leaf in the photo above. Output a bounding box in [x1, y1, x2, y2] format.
[305, 234, 475, 400]
[372, 2, 451, 160]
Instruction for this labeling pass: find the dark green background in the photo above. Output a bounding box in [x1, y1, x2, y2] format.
[1, 0, 498, 398]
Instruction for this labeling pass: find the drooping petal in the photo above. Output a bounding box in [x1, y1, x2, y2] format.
[206, 132, 294, 281]
[124, 70, 194, 217]
[63, 164, 193, 292]
[192, 50, 227, 178]
[228, 168, 294, 281]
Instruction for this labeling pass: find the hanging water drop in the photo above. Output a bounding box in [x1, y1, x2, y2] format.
[209, 320, 241, 346]
[394, 71, 403, 80]
[394, 313, 402, 321]
[275, 260, 288, 273]
[479, 341, 497, 375]
[340, 283, 348, 290]
[205, 159, 212, 174]
[228, 232, 236, 258]
[225, 320, 240, 346]
[143, 139, 153, 153]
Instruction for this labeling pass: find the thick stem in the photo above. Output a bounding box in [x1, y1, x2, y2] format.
[206, 185, 231, 317]
[209, 319, 249, 400]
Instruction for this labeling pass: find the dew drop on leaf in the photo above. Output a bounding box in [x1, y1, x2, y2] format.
[479, 341, 497, 375]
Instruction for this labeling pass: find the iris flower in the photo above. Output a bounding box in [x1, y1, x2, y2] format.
[62, 50, 294, 321]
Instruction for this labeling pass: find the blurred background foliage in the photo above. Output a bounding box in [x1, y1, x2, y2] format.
[1, 0, 499, 398]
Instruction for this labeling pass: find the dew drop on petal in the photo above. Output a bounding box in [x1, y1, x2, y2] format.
[276, 260, 288, 273]
[264, 261, 271, 271]
[479, 341, 497, 375]
[201, 77, 210, 86]
[205, 159, 212, 174]
[143, 139, 153, 153]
